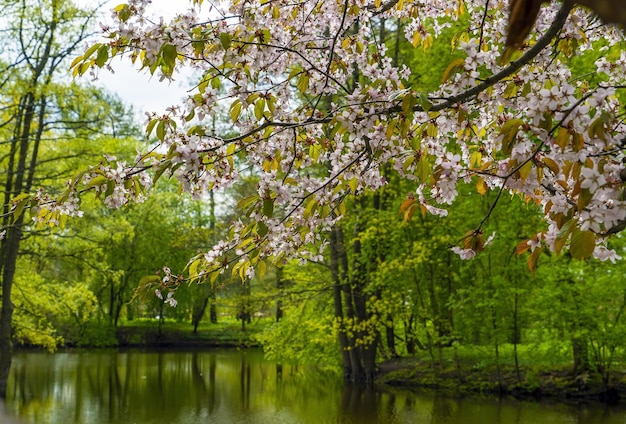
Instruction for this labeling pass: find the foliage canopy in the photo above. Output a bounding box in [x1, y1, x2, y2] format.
[14, 0, 626, 296]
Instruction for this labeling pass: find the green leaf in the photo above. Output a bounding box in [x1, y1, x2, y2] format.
[192, 40, 204, 56]
[11, 193, 30, 224]
[303, 197, 317, 218]
[146, 118, 158, 136]
[153, 159, 172, 183]
[237, 194, 260, 212]
[219, 32, 233, 50]
[114, 3, 131, 22]
[95, 45, 109, 67]
[577, 188, 593, 212]
[209, 268, 221, 285]
[156, 120, 166, 141]
[419, 94, 432, 112]
[86, 175, 108, 190]
[161, 44, 177, 74]
[416, 156, 430, 183]
[262, 197, 274, 218]
[403, 155, 415, 173]
[79, 62, 91, 75]
[385, 118, 397, 140]
[554, 220, 575, 255]
[401, 93, 415, 115]
[138, 274, 161, 286]
[570, 229, 595, 260]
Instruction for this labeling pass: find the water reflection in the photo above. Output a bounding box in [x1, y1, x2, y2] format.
[5, 349, 626, 424]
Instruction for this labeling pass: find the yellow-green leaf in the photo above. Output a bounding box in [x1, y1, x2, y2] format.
[476, 177, 488, 195]
[257, 260, 267, 279]
[114, 4, 132, 21]
[441, 57, 465, 84]
[230, 100, 243, 122]
[189, 258, 201, 280]
[297, 73, 310, 93]
[254, 98, 265, 120]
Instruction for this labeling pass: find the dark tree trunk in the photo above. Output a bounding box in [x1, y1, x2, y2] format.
[192, 296, 209, 333]
[193, 190, 218, 329]
[330, 226, 352, 378]
[0, 222, 22, 397]
[351, 235, 378, 383]
[275, 267, 284, 322]
[337, 227, 365, 381]
[239, 279, 251, 331]
[385, 317, 398, 359]
[0, 90, 40, 397]
[209, 290, 218, 324]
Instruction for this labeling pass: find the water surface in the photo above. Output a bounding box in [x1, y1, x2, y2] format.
[5, 349, 626, 423]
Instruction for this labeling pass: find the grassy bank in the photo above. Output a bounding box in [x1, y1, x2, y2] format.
[376, 343, 626, 403]
[114, 319, 266, 348]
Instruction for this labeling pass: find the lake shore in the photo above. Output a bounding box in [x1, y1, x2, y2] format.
[114, 323, 261, 348]
[33, 320, 626, 405]
[376, 356, 626, 404]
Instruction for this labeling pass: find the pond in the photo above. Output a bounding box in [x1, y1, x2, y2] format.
[4, 349, 626, 424]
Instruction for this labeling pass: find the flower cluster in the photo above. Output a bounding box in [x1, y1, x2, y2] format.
[62, 0, 626, 281]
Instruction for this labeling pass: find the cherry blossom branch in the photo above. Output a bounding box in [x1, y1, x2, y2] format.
[411, 0, 574, 113]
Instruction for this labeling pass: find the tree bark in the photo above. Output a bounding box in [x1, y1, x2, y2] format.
[329, 226, 352, 378]
[0, 89, 40, 397]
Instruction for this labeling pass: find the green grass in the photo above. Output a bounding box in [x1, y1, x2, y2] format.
[113, 317, 272, 348]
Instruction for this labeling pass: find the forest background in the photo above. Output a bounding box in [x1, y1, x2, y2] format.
[1, 0, 626, 401]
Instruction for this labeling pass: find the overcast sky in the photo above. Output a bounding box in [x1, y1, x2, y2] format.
[89, 1, 198, 119]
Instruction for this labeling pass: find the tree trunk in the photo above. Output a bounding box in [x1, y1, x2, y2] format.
[385, 316, 398, 359]
[330, 226, 352, 378]
[337, 227, 365, 381]
[239, 279, 251, 331]
[0, 90, 40, 397]
[193, 190, 218, 329]
[275, 267, 284, 322]
[572, 336, 590, 375]
[192, 296, 209, 333]
[209, 289, 218, 324]
[0, 223, 22, 397]
[350, 225, 378, 383]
